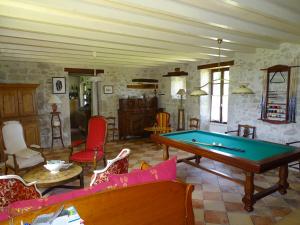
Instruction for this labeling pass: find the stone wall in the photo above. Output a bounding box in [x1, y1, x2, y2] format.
[228, 43, 300, 144]
[0, 61, 70, 148]
[1, 42, 300, 146]
[0, 61, 164, 148]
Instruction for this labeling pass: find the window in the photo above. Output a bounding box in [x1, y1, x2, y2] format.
[171, 77, 186, 99]
[210, 68, 229, 123]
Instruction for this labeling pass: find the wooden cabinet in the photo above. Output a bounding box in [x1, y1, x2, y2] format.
[118, 97, 157, 139]
[0, 84, 40, 158]
[0, 88, 19, 118]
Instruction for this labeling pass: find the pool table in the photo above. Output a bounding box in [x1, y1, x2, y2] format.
[151, 130, 300, 212]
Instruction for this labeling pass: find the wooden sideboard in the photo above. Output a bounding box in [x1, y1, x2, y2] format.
[0, 83, 40, 161]
[118, 97, 158, 139]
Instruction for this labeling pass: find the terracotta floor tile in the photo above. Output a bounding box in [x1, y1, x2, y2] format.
[204, 200, 226, 211]
[203, 191, 223, 200]
[222, 193, 243, 203]
[204, 210, 229, 224]
[270, 207, 291, 217]
[227, 212, 253, 225]
[193, 199, 204, 208]
[194, 208, 204, 222]
[224, 202, 245, 212]
[251, 215, 274, 225]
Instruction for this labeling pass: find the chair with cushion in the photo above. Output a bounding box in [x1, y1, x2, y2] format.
[106, 116, 118, 142]
[90, 148, 130, 186]
[0, 174, 41, 207]
[189, 118, 199, 130]
[2, 121, 45, 174]
[70, 116, 108, 169]
[225, 124, 256, 139]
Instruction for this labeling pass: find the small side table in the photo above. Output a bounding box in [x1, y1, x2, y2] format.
[51, 112, 65, 148]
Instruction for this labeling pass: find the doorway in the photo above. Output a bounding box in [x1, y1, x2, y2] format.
[69, 75, 92, 142]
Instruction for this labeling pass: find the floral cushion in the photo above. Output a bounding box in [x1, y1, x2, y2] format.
[109, 157, 177, 188]
[91, 157, 129, 186]
[0, 177, 41, 208]
[9, 181, 112, 218]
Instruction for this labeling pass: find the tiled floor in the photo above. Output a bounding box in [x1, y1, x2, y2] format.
[45, 138, 300, 225]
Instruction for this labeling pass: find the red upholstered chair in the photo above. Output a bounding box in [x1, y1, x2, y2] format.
[90, 148, 130, 186]
[70, 116, 108, 169]
[0, 175, 41, 207]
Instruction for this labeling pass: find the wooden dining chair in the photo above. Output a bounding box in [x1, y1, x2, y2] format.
[225, 124, 256, 139]
[106, 117, 118, 141]
[189, 118, 199, 130]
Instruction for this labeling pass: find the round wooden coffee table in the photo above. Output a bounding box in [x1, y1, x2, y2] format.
[23, 164, 84, 195]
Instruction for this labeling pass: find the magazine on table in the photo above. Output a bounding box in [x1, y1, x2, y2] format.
[29, 205, 83, 225]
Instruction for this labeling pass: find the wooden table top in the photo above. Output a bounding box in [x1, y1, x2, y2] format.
[23, 164, 82, 188]
[144, 126, 172, 133]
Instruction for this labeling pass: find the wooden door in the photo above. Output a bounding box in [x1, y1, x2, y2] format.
[22, 117, 40, 146]
[0, 88, 19, 118]
[18, 88, 37, 116]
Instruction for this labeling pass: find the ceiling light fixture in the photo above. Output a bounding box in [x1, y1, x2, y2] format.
[190, 39, 254, 96]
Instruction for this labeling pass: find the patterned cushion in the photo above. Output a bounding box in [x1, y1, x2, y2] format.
[9, 181, 112, 218]
[91, 157, 129, 186]
[0, 176, 41, 208]
[109, 157, 177, 188]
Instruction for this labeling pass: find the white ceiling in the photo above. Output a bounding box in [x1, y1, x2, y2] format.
[0, 0, 300, 68]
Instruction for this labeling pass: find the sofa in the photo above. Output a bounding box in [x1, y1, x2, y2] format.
[0, 156, 195, 225]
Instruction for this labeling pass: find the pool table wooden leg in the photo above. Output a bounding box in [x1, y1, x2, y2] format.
[242, 172, 255, 212]
[278, 165, 289, 194]
[163, 145, 169, 160]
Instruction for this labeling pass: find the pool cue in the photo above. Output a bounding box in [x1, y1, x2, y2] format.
[182, 140, 245, 153]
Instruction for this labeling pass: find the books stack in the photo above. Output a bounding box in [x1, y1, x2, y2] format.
[30, 205, 84, 225]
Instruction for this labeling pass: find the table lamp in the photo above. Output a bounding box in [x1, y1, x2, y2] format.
[176, 89, 186, 109]
[48, 95, 62, 112]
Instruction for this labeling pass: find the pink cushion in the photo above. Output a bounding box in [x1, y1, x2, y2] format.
[9, 181, 112, 217]
[0, 208, 9, 222]
[109, 157, 177, 188]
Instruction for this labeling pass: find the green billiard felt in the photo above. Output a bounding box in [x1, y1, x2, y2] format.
[161, 130, 295, 161]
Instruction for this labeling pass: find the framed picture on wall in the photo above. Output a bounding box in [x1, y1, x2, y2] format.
[103, 85, 113, 94]
[52, 77, 66, 94]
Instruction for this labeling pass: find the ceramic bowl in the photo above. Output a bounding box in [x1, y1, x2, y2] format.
[44, 160, 65, 174]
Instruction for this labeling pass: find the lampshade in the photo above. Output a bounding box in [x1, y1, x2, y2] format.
[231, 85, 254, 94]
[48, 95, 62, 104]
[176, 89, 186, 96]
[190, 89, 208, 96]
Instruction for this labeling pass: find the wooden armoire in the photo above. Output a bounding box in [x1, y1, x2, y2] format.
[0, 83, 40, 160]
[118, 97, 158, 139]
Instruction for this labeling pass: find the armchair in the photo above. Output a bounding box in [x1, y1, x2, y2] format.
[0, 174, 41, 207]
[225, 124, 256, 139]
[70, 116, 107, 169]
[90, 148, 130, 186]
[2, 121, 45, 174]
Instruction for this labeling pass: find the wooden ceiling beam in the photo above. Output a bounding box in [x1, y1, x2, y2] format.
[64, 68, 104, 75]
